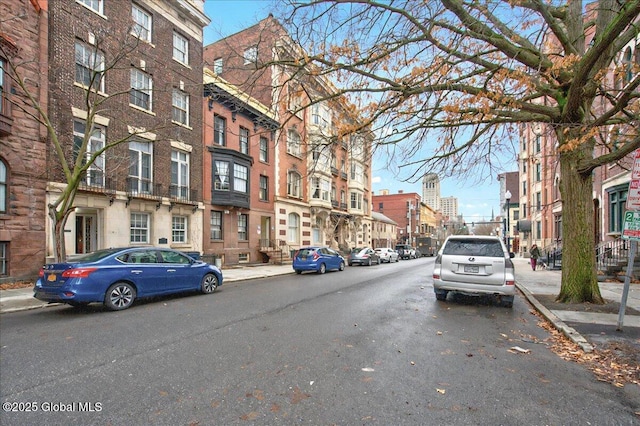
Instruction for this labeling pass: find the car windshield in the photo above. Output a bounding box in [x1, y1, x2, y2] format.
[442, 240, 504, 257]
[351, 248, 364, 253]
[66, 248, 123, 263]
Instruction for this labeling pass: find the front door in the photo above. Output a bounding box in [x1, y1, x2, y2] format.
[75, 214, 97, 254]
[261, 216, 271, 244]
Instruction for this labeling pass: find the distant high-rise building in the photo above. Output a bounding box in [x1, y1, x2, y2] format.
[422, 173, 441, 211]
[441, 196, 458, 221]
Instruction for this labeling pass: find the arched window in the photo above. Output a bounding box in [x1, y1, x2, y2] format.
[288, 213, 300, 243]
[0, 159, 7, 214]
[287, 170, 301, 198]
[287, 128, 301, 157]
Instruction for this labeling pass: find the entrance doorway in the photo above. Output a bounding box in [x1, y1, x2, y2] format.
[75, 214, 97, 254]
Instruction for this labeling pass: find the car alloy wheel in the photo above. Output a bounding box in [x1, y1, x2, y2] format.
[201, 273, 218, 294]
[339, 261, 345, 271]
[105, 282, 136, 311]
[318, 263, 327, 274]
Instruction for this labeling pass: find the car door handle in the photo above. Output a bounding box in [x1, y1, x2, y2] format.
[167, 269, 176, 273]
[131, 270, 143, 274]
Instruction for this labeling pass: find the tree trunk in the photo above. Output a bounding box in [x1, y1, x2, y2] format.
[557, 148, 604, 304]
[49, 206, 73, 263]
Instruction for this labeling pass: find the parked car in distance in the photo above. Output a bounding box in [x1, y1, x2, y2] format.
[432, 235, 516, 308]
[34, 247, 223, 311]
[395, 244, 417, 260]
[293, 247, 345, 274]
[375, 247, 399, 263]
[347, 247, 381, 266]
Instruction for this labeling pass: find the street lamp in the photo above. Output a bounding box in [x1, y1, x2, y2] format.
[505, 190, 512, 252]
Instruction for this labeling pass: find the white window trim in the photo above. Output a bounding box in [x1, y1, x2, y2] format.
[131, 4, 152, 43]
[172, 31, 189, 65]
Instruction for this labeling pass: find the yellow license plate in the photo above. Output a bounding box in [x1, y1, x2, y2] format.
[47, 274, 56, 282]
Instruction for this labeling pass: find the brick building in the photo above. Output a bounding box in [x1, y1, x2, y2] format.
[204, 16, 374, 255]
[43, 0, 209, 260]
[0, 0, 49, 281]
[202, 70, 279, 265]
[372, 190, 422, 247]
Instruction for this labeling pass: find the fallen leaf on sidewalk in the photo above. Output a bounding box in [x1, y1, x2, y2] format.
[509, 346, 531, 354]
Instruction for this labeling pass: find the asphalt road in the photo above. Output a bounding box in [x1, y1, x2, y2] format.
[1, 258, 638, 425]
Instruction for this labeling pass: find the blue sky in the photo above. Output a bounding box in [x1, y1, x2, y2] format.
[203, 0, 512, 222]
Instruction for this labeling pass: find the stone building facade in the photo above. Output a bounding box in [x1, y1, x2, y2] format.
[0, 0, 49, 281]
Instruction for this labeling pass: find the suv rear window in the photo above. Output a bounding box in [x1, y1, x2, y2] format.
[442, 240, 504, 257]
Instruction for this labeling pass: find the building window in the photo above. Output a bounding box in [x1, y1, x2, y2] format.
[238, 253, 249, 263]
[609, 186, 627, 233]
[378, 202, 383, 210]
[288, 213, 300, 243]
[234, 164, 248, 193]
[213, 57, 223, 74]
[130, 213, 149, 243]
[172, 89, 189, 126]
[287, 129, 301, 156]
[535, 163, 541, 182]
[536, 192, 541, 211]
[350, 192, 362, 210]
[77, 0, 103, 13]
[238, 214, 248, 240]
[0, 159, 6, 214]
[214, 115, 226, 146]
[536, 221, 541, 240]
[259, 175, 268, 201]
[522, 180, 527, 196]
[128, 140, 152, 194]
[172, 216, 187, 243]
[130, 69, 152, 111]
[75, 41, 104, 92]
[311, 177, 330, 201]
[214, 161, 229, 190]
[171, 151, 189, 200]
[535, 135, 541, 153]
[244, 46, 257, 65]
[172, 32, 188, 65]
[73, 120, 105, 187]
[0, 242, 6, 275]
[210, 211, 222, 240]
[239, 127, 249, 154]
[259, 136, 268, 162]
[287, 171, 301, 198]
[132, 4, 152, 42]
[623, 46, 633, 84]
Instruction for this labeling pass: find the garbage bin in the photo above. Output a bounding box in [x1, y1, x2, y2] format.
[214, 257, 222, 269]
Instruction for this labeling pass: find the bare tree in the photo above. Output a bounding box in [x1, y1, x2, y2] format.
[2, 25, 166, 262]
[265, 0, 640, 303]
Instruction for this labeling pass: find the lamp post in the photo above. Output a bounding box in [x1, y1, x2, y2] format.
[505, 190, 512, 252]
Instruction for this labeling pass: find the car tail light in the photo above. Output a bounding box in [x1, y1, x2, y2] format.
[38, 267, 45, 278]
[506, 280, 515, 286]
[312, 252, 320, 260]
[294, 250, 300, 258]
[62, 268, 98, 278]
[432, 273, 440, 279]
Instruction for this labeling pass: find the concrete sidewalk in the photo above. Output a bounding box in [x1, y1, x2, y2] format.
[2, 259, 639, 353]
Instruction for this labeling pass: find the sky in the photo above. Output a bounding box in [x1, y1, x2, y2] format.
[202, 0, 514, 222]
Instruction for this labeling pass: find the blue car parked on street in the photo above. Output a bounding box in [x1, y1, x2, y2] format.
[34, 247, 223, 310]
[292, 247, 345, 274]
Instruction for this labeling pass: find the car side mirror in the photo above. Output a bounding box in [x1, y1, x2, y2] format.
[509, 252, 515, 258]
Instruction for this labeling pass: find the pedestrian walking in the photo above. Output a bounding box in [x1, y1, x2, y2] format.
[529, 244, 541, 271]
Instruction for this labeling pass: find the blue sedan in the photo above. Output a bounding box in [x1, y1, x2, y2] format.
[34, 247, 223, 310]
[292, 247, 345, 274]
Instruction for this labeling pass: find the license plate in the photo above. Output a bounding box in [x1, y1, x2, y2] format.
[464, 265, 479, 273]
[47, 273, 57, 282]
[301, 256, 307, 261]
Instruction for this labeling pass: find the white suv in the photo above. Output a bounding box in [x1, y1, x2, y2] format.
[375, 247, 399, 263]
[432, 235, 516, 308]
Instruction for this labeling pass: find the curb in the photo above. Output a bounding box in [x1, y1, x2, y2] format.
[516, 281, 594, 353]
